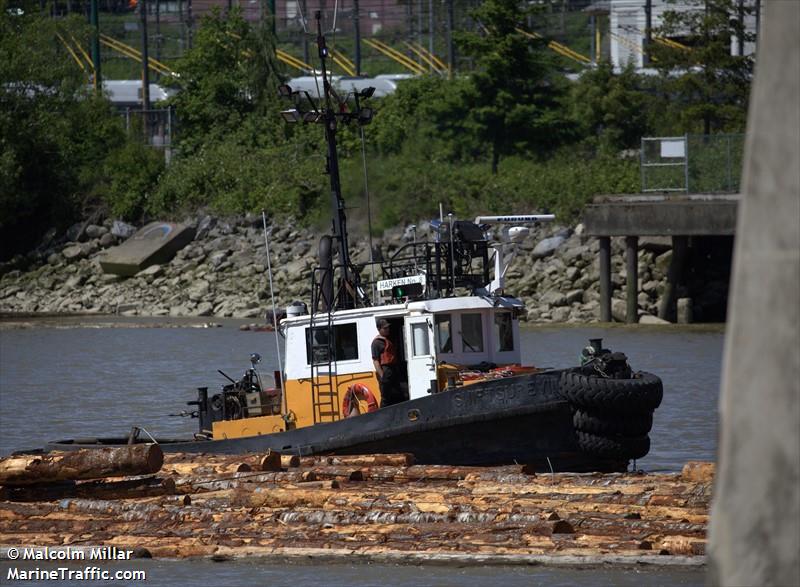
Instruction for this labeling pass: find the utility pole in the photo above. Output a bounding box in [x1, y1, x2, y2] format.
[269, 0, 276, 35]
[187, 0, 193, 49]
[353, 0, 361, 75]
[643, 0, 652, 67]
[156, 0, 161, 61]
[428, 0, 434, 58]
[417, 0, 422, 47]
[178, 0, 184, 52]
[301, 0, 309, 63]
[446, 0, 454, 74]
[737, 0, 745, 56]
[90, 0, 101, 94]
[141, 0, 151, 133]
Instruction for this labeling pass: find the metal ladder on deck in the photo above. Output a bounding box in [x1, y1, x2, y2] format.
[309, 269, 340, 423]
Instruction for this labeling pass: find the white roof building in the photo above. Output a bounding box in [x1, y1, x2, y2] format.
[594, 0, 761, 71]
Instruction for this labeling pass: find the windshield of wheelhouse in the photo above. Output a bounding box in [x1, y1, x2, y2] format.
[435, 314, 452, 353]
[461, 313, 484, 353]
[433, 309, 521, 366]
[494, 311, 514, 353]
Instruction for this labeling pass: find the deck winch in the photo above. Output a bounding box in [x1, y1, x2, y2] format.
[190, 353, 282, 439]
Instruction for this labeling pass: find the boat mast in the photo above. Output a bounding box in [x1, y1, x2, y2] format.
[315, 12, 353, 285]
[278, 13, 374, 311]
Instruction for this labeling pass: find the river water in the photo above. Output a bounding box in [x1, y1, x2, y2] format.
[0, 317, 722, 585]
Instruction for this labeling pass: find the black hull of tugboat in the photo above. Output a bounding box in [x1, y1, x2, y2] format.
[45, 369, 642, 472]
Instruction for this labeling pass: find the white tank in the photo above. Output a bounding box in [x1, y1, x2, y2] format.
[286, 301, 307, 318]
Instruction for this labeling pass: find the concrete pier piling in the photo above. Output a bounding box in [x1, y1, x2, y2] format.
[708, 1, 800, 585]
[598, 236, 612, 322]
[625, 236, 638, 324]
[585, 196, 737, 323]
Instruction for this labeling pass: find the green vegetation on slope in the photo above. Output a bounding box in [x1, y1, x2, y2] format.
[1, 0, 753, 261]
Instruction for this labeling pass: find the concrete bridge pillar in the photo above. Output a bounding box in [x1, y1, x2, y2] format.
[598, 236, 611, 322]
[625, 236, 638, 323]
[657, 235, 687, 322]
[708, 1, 800, 585]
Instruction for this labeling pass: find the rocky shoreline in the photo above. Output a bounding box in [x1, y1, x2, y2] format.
[0, 214, 688, 324]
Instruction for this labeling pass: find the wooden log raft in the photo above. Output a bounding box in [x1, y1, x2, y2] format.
[0, 476, 175, 502]
[0, 445, 163, 486]
[0, 452, 715, 564]
[298, 454, 415, 468]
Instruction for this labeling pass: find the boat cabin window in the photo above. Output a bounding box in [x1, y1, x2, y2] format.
[435, 314, 452, 353]
[411, 322, 431, 356]
[305, 323, 359, 364]
[494, 312, 514, 352]
[461, 313, 484, 353]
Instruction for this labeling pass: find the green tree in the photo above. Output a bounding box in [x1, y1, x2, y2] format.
[165, 8, 284, 155]
[369, 75, 475, 162]
[149, 8, 330, 218]
[651, 0, 754, 134]
[0, 7, 135, 259]
[455, 0, 571, 173]
[568, 63, 652, 153]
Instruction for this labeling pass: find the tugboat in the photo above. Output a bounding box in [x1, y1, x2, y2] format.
[47, 13, 662, 471]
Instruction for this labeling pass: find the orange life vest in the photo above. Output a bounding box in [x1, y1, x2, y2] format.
[374, 334, 397, 366]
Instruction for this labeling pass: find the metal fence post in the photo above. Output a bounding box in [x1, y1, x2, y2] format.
[640, 137, 646, 192]
[727, 134, 733, 192]
[684, 133, 690, 193]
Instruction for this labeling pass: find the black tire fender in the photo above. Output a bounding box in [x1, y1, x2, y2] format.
[573, 409, 653, 437]
[560, 370, 663, 412]
[576, 431, 651, 460]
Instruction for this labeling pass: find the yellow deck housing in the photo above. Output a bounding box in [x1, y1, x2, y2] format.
[212, 414, 286, 440]
[284, 371, 381, 428]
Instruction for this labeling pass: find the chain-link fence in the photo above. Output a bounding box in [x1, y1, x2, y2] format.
[87, 0, 600, 79]
[122, 107, 175, 163]
[641, 134, 744, 194]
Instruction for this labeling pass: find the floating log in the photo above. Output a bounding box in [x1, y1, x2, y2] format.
[236, 486, 339, 508]
[299, 454, 415, 467]
[299, 466, 363, 482]
[259, 450, 282, 472]
[0, 476, 176, 502]
[281, 455, 300, 468]
[164, 462, 253, 477]
[0, 445, 163, 486]
[681, 461, 715, 483]
[184, 481, 340, 507]
[172, 471, 318, 493]
[361, 465, 507, 482]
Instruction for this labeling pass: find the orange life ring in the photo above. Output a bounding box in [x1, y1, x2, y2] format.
[342, 383, 379, 418]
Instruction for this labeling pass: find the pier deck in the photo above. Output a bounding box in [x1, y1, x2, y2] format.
[583, 193, 739, 323]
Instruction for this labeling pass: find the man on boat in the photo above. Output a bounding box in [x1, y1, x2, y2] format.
[372, 319, 403, 407]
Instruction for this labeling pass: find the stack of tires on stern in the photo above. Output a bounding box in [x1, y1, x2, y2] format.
[559, 348, 663, 463]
